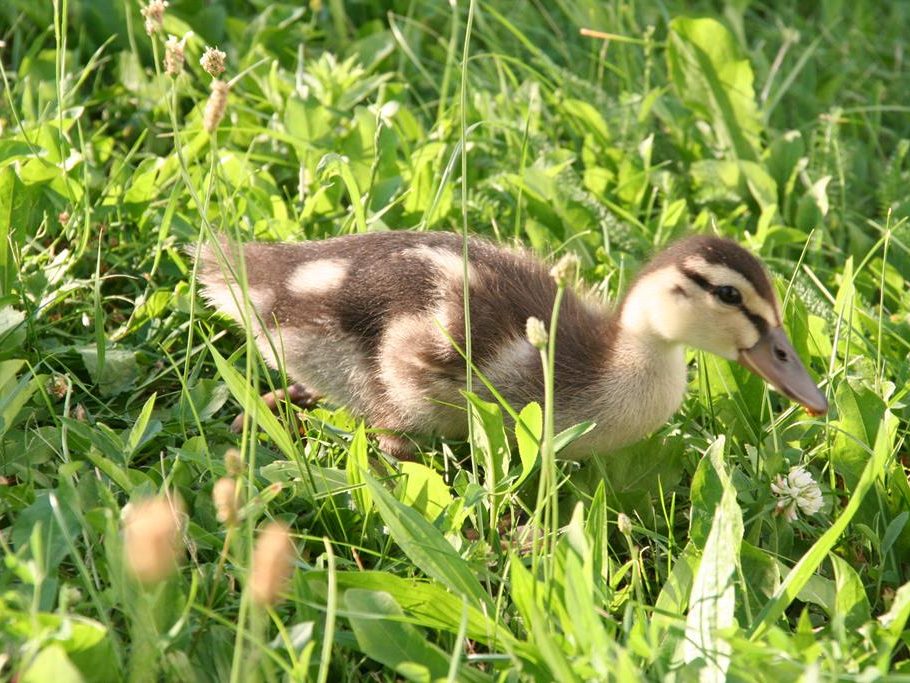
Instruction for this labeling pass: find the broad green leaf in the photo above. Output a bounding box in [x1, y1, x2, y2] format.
[876, 580, 910, 670]
[0, 168, 12, 296]
[795, 175, 832, 232]
[740, 161, 778, 210]
[562, 98, 610, 143]
[305, 570, 510, 648]
[681, 436, 742, 681]
[832, 256, 855, 329]
[830, 554, 871, 632]
[832, 379, 885, 488]
[465, 391, 510, 489]
[346, 422, 372, 515]
[687, 438, 727, 548]
[515, 401, 542, 487]
[667, 17, 762, 160]
[11, 490, 81, 574]
[0, 305, 26, 350]
[173, 378, 230, 423]
[1, 612, 117, 682]
[364, 474, 490, 610]
[397, 462, 453, 523]
[316, 153, 367, 233]
[0, 360, 35, 438]
[78, 346, 139, 397]
[765, 130, 805, 190]
[21, 645, 84, 683]
[509, 559, 580, 683]
[562, 550, 610, 673]
[259, 460, 347, 501]
[652, 543, 698, 650]
[124, 392, 159, 464]
[345, 589, 492, 683]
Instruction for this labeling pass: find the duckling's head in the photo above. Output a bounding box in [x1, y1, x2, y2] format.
[620, 235, 828, 415]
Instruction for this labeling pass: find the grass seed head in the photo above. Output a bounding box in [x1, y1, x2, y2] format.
[549, 252, 579, 287]
[123, 495, 185, 585]
[250, 522, 295, 606]
[203, 80, 230, 133]
[140, 0, 168, 35]
[616, 512, 633, 536]
[525, 316, 548, 349]
[200, 46, 227, 78]
[212, 477, 239, 525]
[164, 34, 188, 77]
[224, 448, 243, 477]
[48, 374, 68, 400]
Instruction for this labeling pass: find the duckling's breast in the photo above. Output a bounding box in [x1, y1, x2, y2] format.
[555, 339, 688, 460]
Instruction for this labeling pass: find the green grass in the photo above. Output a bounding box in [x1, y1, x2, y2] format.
[2, 0, 910, 680]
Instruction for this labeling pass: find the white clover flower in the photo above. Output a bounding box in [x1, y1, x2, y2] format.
[771, 466, 823, 521]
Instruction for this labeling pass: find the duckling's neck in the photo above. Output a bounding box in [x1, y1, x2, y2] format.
[557, 286, 689, 459]
[609, 277, 690, 418]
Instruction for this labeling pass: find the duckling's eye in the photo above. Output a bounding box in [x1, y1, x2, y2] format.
[714, 285, 742, 305]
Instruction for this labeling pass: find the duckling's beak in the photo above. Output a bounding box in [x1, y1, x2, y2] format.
[737, 327, 828, 416]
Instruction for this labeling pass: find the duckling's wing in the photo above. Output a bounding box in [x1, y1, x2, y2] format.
[194, 232, 610, 437]
[193, 232, 467, 421]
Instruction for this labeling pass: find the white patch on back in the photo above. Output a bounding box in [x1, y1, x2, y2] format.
[377, 313, 465, 436]
[403, 245, 476, 283]
[287, 259, 348, 296]
[479, 336, 537, 400]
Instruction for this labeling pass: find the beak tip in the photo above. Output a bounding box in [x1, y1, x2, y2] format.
[802, 394, 828, 417]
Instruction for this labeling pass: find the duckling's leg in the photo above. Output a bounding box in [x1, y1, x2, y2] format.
[230, 382, 320, 433]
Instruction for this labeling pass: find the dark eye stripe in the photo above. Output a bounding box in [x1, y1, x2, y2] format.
[679, 267, 769, 336]
[680, 267, 712, 292]
[739, 306, 769, 335]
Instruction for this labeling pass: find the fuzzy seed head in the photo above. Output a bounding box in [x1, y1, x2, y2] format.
[224, 447, 243, 477]
[549, 252, 579, 287]
[123, 496, 185, 584]
[163, 34, 187, 77]
[616, 512, 633, 536]
[203, 79, 230, 133]
[771, 466, 823, 521]
[525, 316, 548, 350]
[48, 374, 68, 400]
[250, 522, 295, 606]
[140, 0, 168, 35]
[200, 46, 226, 78]
[212, 477, 239, 525]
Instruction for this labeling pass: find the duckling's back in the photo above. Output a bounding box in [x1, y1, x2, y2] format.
[194, 231, 613, 445]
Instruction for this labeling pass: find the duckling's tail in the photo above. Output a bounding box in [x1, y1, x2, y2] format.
[189, 236, 273, 328]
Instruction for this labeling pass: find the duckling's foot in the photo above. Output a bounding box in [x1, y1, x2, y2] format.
[230, 383, 320, 433]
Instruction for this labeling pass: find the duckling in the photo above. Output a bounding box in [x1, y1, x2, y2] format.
[194, 232, 827, 459]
